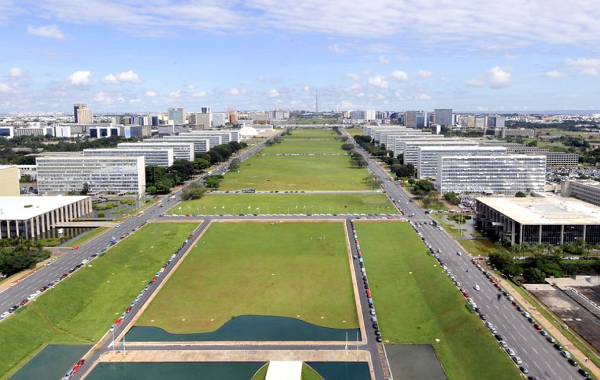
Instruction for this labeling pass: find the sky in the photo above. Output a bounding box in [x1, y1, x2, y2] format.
[1, 0, 600, 113]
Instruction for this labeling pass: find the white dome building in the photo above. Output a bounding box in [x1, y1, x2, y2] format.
[239, 125, 259, 138]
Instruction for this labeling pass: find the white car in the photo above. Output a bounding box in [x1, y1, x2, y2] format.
[474, 285, 480, 291]
[0, 312, 9, 319]
[457, 251, 462, 256]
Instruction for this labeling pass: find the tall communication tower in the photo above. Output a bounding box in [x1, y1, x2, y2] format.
[316, 90, 319, 114]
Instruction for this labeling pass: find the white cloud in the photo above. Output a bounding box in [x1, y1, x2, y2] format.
[565, 57, 600, 77]
[257, 76, 266, 82]
[27, 25, 66, 40]
[368, 75, 389, 89]
[129, 98, 141, 104]
[9, 67, 25, 78]
[466, 66, 512, 88]
[488, 66, 512, 88]
[227, 88, 240, 95]
[391, 70, 409, 82]
[328, 43, 347, 54]
[169, 90, 183, 98]
[377, 94, 386, 99]
[192, 91, 207, 98]
[145, 90, 157, 97]
[546, 70, 565, 79]
[338, 100, 353, 109]
[439, 76, 452, 83]
[417, 93, 431, 100]
[101, 70, 141, 85]
[0, 83, 12, 93]
[302, 86, 311, 92]
[418, 70, 433, 78]
[266, 89, 279, 98]
[93, 91, 113, 104]
[466, 78, 484, 87]
[67, 70, 91, 86]
[378, 55, 390, 64]
[346, 73, 359, 81]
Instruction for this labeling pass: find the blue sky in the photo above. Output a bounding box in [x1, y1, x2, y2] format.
[1, 0, 600, 113]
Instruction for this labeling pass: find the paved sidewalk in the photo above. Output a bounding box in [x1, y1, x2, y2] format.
[100, 349, 371, 363]
[484, 263, 600, 378]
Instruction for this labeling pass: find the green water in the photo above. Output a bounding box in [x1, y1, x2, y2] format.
[307, 362, 371, 380]
[8, 344, 91, 380]
[85, 362, 265, 380]
[128, 315, 360, 342]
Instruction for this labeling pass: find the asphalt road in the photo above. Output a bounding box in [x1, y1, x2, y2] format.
[343, 130, 584, 380]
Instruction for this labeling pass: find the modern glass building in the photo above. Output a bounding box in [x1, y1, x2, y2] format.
[402, 139, 478, 165]
[167, 108, 186, 125]
[37, 156, 146, 194]
[83, 148, 174, 167]
[436, 154, 546, 195]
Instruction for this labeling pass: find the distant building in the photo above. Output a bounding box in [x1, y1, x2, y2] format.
[77, 108, 93, 125]
[212, 112, 229, 127]
[433, 109, 453, 126]
[37, 156, 146, 194]
[404, 111, 427, 128]
[417, 146, 507, 179]
[73, 103, 86, 124]
[0, 196, 92, 240]
[0, 126, 14, 139]
[168, 108, 186, 125]
[437, 155, 546, 195]
[267, 109, 290, 120]
[0, 165, 20, 196]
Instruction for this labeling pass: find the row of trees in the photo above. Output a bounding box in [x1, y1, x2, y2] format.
[0, 238, 51, 277]
[489, 239, 600, 283]
[354, 136, 392, 157]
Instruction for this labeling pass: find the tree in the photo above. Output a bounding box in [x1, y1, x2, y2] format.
[0, 238, 50, 277]
[363, 174, 383, 190]
[341, 143, 354, 151]
[182, 183, 207, 200]
[523, 267, 546, 284]
[229, 158, 241, 171]
[193, 158, 211, 172]
[207, 150, 223, 164]
[205, 175, 223, 189]
[81, 182, 90, 195]
[444, 192, 461, 205]
[170, 159, 194, 183]
[515, 191, 527, 197]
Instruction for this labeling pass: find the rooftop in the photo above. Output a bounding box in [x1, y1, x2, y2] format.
[0, 196, 89, 221]
[476, 194, 600, 225]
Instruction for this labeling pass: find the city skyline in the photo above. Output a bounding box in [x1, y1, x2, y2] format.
[1, 0, 600, 113]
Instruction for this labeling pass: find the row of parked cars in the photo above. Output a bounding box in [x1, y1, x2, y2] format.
[0, 251, 104, 321]
[350, 220, 382, 343]
[469, 258, 595, 380]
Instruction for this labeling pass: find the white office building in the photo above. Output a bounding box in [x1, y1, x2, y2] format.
[417, 146, 507, 179]
[37, 156, 146, 194]
[83, 148, 174, 167]
[185, 130, 240, 143]
[390, 135, 449, 157]
[161, 135, 212, 152]
[436, 154, 546, 195]
[118, 142, 195, 161]
[402, 139, 478, 164]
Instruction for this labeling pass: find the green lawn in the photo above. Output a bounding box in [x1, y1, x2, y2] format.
[344, 128, 363, 136]
[354, 222, 521, 380]
[137, 222, 358, 333]
[64, 227, 109, 247]
[286, 129, 339, 139]
[460, 239, 498, 257]
[261, 139, 344, 154]
[219, 155, 370, 191]
[170, 193, 396, 216]
[0, 223, 197, 380]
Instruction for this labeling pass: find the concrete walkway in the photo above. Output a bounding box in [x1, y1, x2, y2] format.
[484, 263, 600, 378]
[100, 349, 371, 363]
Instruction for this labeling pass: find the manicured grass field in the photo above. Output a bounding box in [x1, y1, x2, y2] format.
[354, 222, 521, 380]
[0, 223, 197, 380]
[261, 139, 344, 154]
[460, 239, 497, 257]
[344, 128, 363, 136]
[219, 155, 370, 191]
[64, 227, 109, 248]
[137, 222, 358, 333]
[287, 129, 338, 139]
[170, 193, 397, 216]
